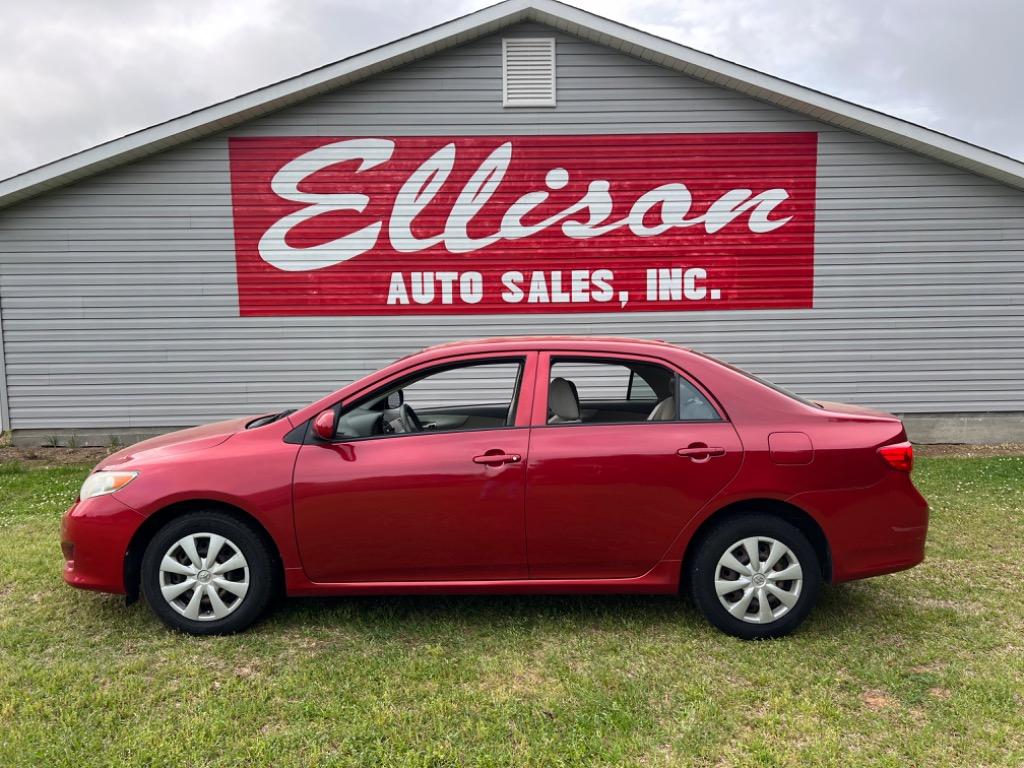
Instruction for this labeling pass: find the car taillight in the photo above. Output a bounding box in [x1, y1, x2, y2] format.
[878, 441, 914, 472]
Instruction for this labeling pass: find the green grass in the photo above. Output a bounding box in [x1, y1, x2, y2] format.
[0, 457, 1021, 767]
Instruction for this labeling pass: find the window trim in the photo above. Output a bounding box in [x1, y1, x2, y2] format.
[533, 352, 727, 428]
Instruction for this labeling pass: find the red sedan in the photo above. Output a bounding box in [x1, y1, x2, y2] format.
[61, 337, 928, 639]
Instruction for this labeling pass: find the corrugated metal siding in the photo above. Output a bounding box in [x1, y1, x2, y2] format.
[1, 22, 1023, 430]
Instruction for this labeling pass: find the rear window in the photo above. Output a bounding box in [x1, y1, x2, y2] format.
[698, 353, 821, 409]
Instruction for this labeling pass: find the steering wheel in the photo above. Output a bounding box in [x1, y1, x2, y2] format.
[398, 402, 424, 433]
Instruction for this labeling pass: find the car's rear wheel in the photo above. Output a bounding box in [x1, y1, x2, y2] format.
[141, 511, 275, 635]
[688, 514, 821, 640]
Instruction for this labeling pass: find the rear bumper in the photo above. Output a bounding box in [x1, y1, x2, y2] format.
[61, 494, 144, 594]
[788, 473, 929, 583]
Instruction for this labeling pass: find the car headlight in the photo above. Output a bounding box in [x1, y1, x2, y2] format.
[79, 471, 139, 500]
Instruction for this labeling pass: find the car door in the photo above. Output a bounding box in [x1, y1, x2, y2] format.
[293, 353, 535, 583]
[524, 353, 742, 579]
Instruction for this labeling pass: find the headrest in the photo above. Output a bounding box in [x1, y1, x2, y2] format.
[647, 395, 676, 421]
[548, 377, 580, 422]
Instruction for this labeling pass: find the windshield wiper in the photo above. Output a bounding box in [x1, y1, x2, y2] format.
[246, 409, 296, 429]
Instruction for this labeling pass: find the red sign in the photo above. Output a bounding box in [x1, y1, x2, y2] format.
[229, 133, 817, 316]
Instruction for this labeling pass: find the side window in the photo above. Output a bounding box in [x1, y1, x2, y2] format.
[401, 363, 520, 410]
[678, 377, 721, 422]
[549, 361, 634, 402]
[336, 359, 523, 439]
[547, 358, 676, 425]
[627, 371, 657, 402]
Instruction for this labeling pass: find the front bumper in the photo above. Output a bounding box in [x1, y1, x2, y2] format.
[61, 493, 145, 594]
[789, 473, 929, 584]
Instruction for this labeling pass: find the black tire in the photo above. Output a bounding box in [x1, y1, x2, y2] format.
[141, 511, 276, 635]
[688, 514, 821, 640]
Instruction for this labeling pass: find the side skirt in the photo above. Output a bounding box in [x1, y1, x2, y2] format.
[284, 560, 681, 596]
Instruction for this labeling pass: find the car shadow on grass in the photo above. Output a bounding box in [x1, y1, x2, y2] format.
[81, 574, 917, 646]
[255, 580, 898, 641]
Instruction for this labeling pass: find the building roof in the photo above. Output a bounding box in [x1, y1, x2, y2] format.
[2, 0, 1024, 210]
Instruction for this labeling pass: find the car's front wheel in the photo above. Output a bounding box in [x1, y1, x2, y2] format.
[688, 514, 822, 640]
[141, 511, 276, 635]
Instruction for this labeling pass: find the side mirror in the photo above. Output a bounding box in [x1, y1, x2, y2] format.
[312, 409, 336, 441]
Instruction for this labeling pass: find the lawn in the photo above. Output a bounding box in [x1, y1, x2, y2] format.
[0, 456, 1021, 767]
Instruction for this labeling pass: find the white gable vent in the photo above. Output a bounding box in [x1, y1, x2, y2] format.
[502, 38, 556, 107]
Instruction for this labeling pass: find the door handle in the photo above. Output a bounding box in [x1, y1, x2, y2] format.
[472, 452, 521, 466]
[676, 444, 725, 463]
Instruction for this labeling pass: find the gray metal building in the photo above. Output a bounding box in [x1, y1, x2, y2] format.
[1, 0, 1023, 445]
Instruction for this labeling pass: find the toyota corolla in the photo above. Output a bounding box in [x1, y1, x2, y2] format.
[61, 337, 928, 639]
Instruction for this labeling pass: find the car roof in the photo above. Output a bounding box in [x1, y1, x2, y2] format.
[420, 336, 689, 355]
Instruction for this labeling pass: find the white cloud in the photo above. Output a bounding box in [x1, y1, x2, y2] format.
[1, 0, 1021, 180]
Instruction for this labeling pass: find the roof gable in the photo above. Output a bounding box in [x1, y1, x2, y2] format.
[2, 0, 1023, 209]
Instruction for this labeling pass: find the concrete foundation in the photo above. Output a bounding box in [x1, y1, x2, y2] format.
[898, 412, 1024, 445]
[11, 427, 171, 449]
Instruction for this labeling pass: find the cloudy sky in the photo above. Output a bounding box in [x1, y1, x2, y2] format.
[1, 0, 1020, 180]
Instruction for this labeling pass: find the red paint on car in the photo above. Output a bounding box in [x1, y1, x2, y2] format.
[61, 337, 928, 638]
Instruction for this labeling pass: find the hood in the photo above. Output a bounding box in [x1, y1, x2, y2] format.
[97, 416, 255, 469]
[814, 400, 900, 421]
